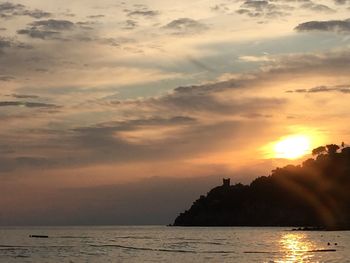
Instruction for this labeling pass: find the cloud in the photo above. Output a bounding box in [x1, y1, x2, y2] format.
[236, 0, 293, 19]
[20, 9, 51, 19]
[0, 37, 11, 48]
[236, 0, 334, 20]
[87, 14, 105, 19]
[242, 0, 269, 10]
[17, 28, 60, 39]
[211, 4, 231, 13]
[295, 19, 350, 33]
[163, 18, 209, 35]
[0, 37, 31, 51]
[17, 19, 76, 39]
[0, 101, 59, 108]
[30, 19, 75, 30]
[127, 10, 159, 18]
[300, 1, 335, 13]
[287, 85, 350, 93]
[0, 75, 14, 81]
[144, 84, 284, 114]
[0, 116, 198, 172]
[261, 49, 350, 77]
[123, 3, 159, 18]
[0, 112, 274, 173]
[334, 0, 350, 5]
[0, 2, 24, 18]
[68, 118, 259, 169]
[122, 19, 138, 30]
[98, 37, 122, 47]
[76, 21, 96, 30]
[0, 2, 51, 19]
[9, 94, 40, 99]
[1, 47, 350, 174]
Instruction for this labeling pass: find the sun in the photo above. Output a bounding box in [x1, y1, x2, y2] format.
[274, 135, 311, 159]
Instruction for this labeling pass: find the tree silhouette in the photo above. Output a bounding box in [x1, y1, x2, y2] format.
[326, 144, 340, 155]
[173, 144, 350, 229]
[312, 146, 326, 156]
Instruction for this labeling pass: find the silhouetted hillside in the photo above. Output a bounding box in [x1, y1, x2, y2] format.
[173, 144, 350, 230]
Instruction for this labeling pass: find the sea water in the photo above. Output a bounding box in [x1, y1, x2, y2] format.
[0, 226, 349, 262]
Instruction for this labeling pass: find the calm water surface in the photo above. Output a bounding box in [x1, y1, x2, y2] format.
[0, 226, 349, 262]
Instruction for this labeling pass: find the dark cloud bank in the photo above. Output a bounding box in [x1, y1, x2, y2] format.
[295, 18, 350, 33]
[17, 19, 76, 39]
[0, 101, 58, 108]
[236, 0, 334, 20]
[0, 2, 50, 19]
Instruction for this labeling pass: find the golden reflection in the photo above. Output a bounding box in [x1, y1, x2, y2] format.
[276, 233, 316, 263]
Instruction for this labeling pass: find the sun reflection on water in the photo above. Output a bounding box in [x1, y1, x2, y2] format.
[276, 233, 317, 263]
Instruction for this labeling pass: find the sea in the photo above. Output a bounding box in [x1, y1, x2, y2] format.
[0, 226, 349, 262]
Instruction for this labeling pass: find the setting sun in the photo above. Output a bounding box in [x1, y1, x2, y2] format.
[274, 135, 311, 159]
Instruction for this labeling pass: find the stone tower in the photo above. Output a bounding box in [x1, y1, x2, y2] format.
[222, 178, 230, 187]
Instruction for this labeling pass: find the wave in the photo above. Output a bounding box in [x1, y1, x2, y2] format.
[0, 245, 74, 249]
[109, 236, 154, 240]
[110, 238, 226, 249]
[0, 248, 28, 252]
[186, 241, 224, 245]
[168, 237, 201, 241]
[90, 244, 196, 253]
[89, 244, 236, 254]
[0, 245, 29, 248]
[14, 255, 30, 258]
[109, 237, 224, 245]
[54, 236, 91, 239]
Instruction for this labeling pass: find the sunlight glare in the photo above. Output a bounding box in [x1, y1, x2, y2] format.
[274, 135, 311, 159]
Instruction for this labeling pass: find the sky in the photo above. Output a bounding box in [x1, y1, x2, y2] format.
[1, 0, 350, 225]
